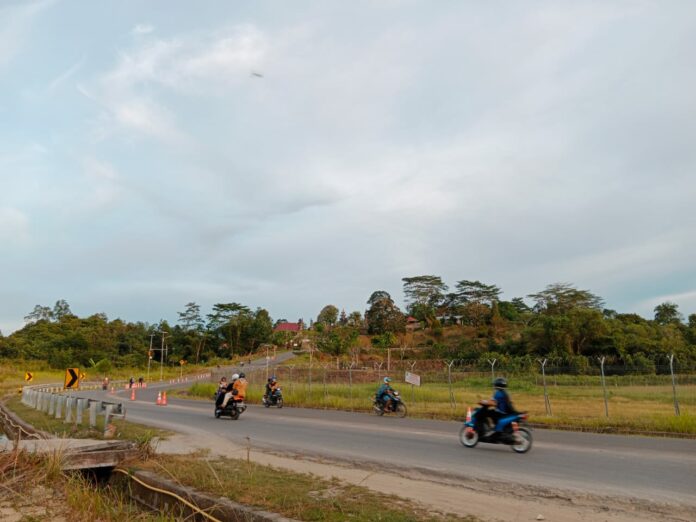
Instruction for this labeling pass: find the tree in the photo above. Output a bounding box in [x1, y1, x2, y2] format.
[367, 290, 392, 306]
[455, 280, 501, 305]
[365, 293, 406, 335]
[53, 299, 73, 321]
[347, 311, 363, 328]
[654, 302, 683, 325]
[402, 275, 448, 315]
[527, 283, 604, 314]
[317, 305, 339, 327]
[24, 305, 53, 324]
[178, 302, 206, 363]
[338, 309, 348, 326]
[206, 303, 252, 357]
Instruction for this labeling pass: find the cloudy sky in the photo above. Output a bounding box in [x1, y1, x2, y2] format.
[1, 0, 695, 334]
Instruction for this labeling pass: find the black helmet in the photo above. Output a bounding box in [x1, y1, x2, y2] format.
[493, 377, 507, 389]
[239, 372, 246, 378]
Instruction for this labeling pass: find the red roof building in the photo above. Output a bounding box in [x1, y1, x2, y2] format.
[273, 322, 301, 333]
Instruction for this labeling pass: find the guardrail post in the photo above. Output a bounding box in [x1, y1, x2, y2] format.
[48, 395, 56, 416]
[104, 404, 113, 435]
[89, 401, 98, 428]
[55, 396, 63, 419]
[76, 399, 84, 424]
[599, 356, 609, 418]
[64, 397, 73, 423]
[668, 354, 680, 416]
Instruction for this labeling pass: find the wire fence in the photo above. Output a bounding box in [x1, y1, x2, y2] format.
[212, 356, 695, 429]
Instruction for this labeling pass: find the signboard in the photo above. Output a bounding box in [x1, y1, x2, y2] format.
[24, 371, 33, 382]
[80, 372, 87, 380]
[64, 368, 80, 389]
[405, 371, 421, 386]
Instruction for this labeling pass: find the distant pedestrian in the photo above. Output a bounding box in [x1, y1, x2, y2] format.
[138, 376, 144, 386]
[129, 377, 135, 389]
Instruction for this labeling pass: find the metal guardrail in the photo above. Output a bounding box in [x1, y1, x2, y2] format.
[21, 383, 126, 436]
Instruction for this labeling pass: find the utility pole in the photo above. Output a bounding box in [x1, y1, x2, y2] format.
[147, 333, 155, 383]
[159, 331, 169, 381]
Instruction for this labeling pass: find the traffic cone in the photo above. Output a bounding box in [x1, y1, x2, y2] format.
[143, 382, 147, 388]
[130, 388, 136, 401]
[156, 391, 162, 405]
[465, 407, 472, 423]
[162, 391, 168, 406]
[110, 386, 115, 394]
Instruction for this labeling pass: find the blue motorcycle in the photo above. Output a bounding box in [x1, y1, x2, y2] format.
[459, 403, 532, 453]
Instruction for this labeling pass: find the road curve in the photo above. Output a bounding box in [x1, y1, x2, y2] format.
[75, 382, 696, 510]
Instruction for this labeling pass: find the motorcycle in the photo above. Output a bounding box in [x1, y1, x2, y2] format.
[215, 399, 246, 420]
[459, 404, 532, 453]
[262, 387, 283, 408]
[373, 390, 407, 418]
[214, 388, 246, 420]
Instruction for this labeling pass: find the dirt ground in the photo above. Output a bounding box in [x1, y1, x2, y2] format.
[156, 431, 694, 522]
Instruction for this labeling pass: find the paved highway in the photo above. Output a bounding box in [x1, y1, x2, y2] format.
[79, 359, 696, 510]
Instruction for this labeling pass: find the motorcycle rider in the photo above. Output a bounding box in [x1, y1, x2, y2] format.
[233, 372, 248, 401]
[376, 377, 395, 411]
[264, 376, 279, 403]
[476, 377, 515, 435]
[219, 382, 236, 410]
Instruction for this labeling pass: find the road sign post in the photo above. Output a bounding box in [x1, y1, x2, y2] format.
[64, 368, 80, 390]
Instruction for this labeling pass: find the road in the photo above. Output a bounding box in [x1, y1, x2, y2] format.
[79, 357, 696, 513]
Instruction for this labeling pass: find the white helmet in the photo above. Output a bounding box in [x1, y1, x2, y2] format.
[231, 373, 239, 380]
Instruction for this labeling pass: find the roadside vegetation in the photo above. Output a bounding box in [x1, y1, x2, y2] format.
[136, 452, 475, 521]
[0, 447, 173, 521]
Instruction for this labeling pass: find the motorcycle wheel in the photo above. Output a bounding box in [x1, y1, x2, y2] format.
[214, 409, 221, 419]
[511, 427, 532, 453]
[264, 400, 270, 408]
[229, 408, 240, 420]
[277, 398, 283, 408]
[373, 403, 384, 416]
[459, 425, 479, 448]
[395, 402, 407, 418]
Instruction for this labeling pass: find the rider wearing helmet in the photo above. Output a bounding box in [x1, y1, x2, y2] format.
[265, 376, 279, 402]
[233, 372, 248, 401]
[477, 378, 515, 434]
[376, 377, 395, 411]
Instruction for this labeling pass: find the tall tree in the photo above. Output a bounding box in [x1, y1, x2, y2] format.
[367, 290, 392, 306]
[178, 302, 206, 363]
[654, 302, 683, 325]
[52, 299, 73, 321]
[527, 283, 604, 314]
[365, 293, 406, 335]
[317, 305, 339, 327]
[455, 280, 501, 305]
[402, 275, 448, 314]
[24, 305, 53, 324]
[207, 303, 252, 357]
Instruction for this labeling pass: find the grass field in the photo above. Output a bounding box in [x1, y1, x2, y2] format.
[183, 373, 696, 435]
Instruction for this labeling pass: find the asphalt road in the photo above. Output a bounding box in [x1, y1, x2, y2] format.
[79, 358, 696, 508]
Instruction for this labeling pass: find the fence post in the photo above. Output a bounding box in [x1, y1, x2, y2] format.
[487, 358, 497, 382]
[668, 354, 681, 416]
[348, 363, 355, 411]
[599, 356, 609, 418]
[323, 365, 328, 407]
[308, 346, 313, 399]
[538, 358, 552, 415]
[288, 366, 295, 396]
[376, 362, 383, 381]
[446, 360, 456, 409]
[76, 398, 84, 424]
[55, 395, 64, 419]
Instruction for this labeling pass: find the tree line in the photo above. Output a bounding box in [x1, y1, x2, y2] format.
[1, 276, 695, 371]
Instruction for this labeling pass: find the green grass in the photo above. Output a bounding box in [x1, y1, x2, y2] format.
[3, 396, 171, 441]
[138, 453, 475, 521]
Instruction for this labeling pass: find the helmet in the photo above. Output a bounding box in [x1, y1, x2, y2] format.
[239, 372, 246, 379]
[231, 373, 239, 380]
[493, 377, 507, 389]
[267, 377, 273, 383]
[383, 377, 392, 383]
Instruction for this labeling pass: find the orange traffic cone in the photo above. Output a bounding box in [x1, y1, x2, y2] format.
[465, 407, 472, 423]
[162, 392, 168, 406]
[130, 388, 136, 401]
[156, 391, 162, 405]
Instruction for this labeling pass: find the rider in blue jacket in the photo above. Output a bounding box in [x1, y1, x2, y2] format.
[477, 378, 515, 434]
[376, 377, 395, 411]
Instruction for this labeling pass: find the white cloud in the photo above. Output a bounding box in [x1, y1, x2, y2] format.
[0, 0, 55, 67]
[0, 207, 30, 244]
[132, 24, 154, 35]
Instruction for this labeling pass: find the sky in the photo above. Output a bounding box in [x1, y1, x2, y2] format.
[1, 0, 696, 334]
